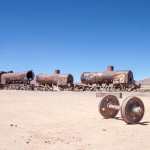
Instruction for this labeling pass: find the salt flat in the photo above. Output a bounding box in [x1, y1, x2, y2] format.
[0, 90, 150, 150]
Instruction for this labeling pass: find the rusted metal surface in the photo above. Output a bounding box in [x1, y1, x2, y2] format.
[81, 66, 133, 85]
[0, 66, 142, 92]
[55, 70, 60, 74]
[0, 71, 7, 87]
[107, 65, 114, 71]
[81, 66, 135, 91]
[98, 95, 120, 118]
[1, 70, 34, 84]
[0, 71, 7, 82]
[98, 94, 145, 124]
[0, 71, 7, 76]
[121, 96, 145, 124]
[108, 104, 120, 110]
[36, 71, 74, 87]
[96, 92, 122, 98]
[7, 70, 13, 73]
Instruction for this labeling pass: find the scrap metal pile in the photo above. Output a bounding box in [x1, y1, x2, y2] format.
[0, 66, 141, 92]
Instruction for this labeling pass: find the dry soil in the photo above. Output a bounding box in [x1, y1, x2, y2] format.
[0, 90, 150, 150]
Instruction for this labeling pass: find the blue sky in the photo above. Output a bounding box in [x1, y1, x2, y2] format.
[0, 0, 150, 82]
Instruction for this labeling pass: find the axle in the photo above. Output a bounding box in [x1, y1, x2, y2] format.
[108, 103, 120, 110]
[132, 106, 143, 115]
[108, 103, 143, 115]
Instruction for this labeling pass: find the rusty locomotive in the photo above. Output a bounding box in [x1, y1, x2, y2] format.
[35, 70, 74, 91]
[0, 70, 35, 90]
[0, 70, 74, 91]
[79, 66, 140, 91]
[0, 66, 140, 91]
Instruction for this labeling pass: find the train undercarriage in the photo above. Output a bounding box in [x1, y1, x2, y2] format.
[0, 82, 141, 92]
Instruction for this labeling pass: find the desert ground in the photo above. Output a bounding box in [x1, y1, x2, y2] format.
[0, 90, 150, 150]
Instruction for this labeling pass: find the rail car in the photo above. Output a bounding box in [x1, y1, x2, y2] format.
[35, 70, 74, 91]
[0, 70, 35, 90]
[0, 66, 140, 92]
[79, 66, 140, 91]
[0, 70, 74, 91]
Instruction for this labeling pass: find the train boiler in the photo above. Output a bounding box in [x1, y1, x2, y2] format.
[1, 70, 35, 90]
[80, 66, 138, 91]
[36, 70, 74, 91]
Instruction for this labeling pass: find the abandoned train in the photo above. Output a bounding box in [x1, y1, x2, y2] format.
[0, 70, 35, 90]
[35, 70, 74, 91]
[0, 66, 140, 91]
[80, 66, 139, 91]
[0, 70, 74, 91]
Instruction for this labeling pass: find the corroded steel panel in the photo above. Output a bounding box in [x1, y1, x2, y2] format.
[81, 66, 133, 86]
[107, 66, 114, 71]
[36, 73, 74, 86]
[1, 70, 34, 84]
[55, 70, 60, 74]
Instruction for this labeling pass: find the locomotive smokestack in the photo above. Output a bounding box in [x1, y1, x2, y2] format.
[55, 70, 60, 74]
[8, 70, 13, 73]
[107, 66, 114, 71]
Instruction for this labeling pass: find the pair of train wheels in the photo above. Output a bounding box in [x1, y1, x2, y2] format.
[98, 95, 145, 124]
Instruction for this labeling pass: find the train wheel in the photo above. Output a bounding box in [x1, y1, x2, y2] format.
[45, 87, 49, 91]
[67, 86, 74, 91]
[34, 87, 38, 91]
[79, 86, 85, 91]
[59, 86, 64, 91]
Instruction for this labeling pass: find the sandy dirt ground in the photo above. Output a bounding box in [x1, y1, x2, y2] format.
[0, 90, 150, 150]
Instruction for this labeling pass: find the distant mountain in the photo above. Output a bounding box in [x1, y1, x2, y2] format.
[136, 78, 150, 86]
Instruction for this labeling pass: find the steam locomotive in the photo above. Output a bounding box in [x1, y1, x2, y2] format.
[35, 70, 74, 91]
[79, 66, 139, 91]
[0, 70, 35, 90]
[0, 66, 140, 91]
[0, 70, 74, 91]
